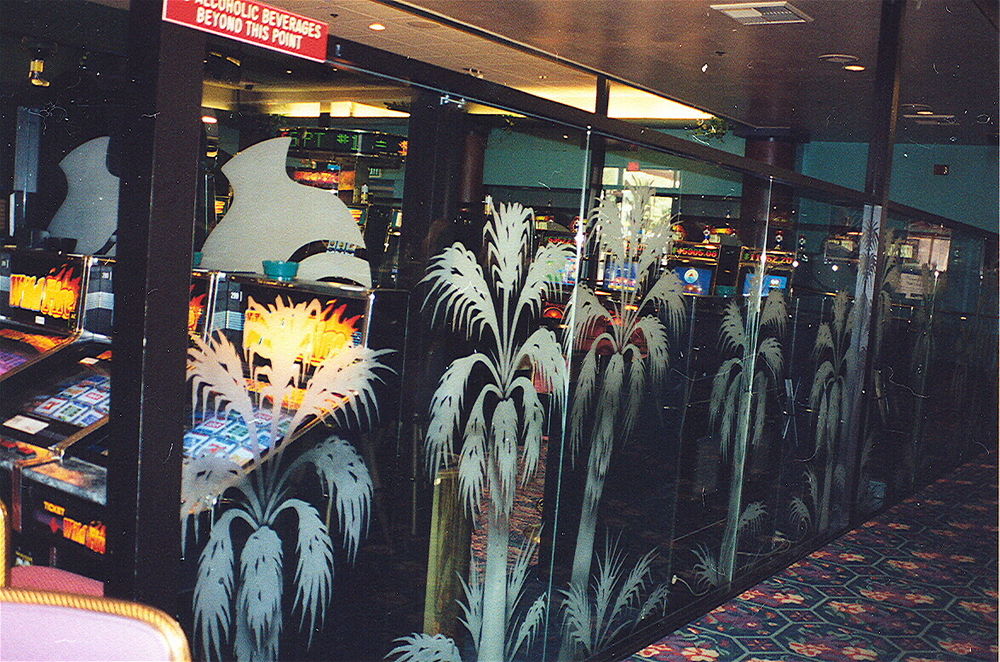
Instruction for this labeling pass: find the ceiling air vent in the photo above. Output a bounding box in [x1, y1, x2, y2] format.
[710, 2, 813, 25]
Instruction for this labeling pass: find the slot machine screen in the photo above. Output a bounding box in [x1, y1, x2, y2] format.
[602, 260, 638, 292]
[4, 252, 84, 332]
[673, 266, 713, 296]
[742, 273, 789, 297]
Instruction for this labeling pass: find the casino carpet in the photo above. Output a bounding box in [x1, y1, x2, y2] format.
[624, 455, 998, 662]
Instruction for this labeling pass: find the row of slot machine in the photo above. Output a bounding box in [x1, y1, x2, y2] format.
[534, 217, 796, 318]
[0, 248, 405, 579]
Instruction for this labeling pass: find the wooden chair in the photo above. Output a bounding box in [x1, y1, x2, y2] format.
[0, 500, 103, 596]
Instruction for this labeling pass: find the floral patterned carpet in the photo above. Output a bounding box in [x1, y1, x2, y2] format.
[625, 456, 998, 662]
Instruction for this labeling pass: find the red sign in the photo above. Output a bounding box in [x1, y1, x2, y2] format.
[163, 0, 328, 62]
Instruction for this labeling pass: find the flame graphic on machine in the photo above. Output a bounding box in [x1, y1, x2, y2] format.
[8, 265, 83, 320]
[242, 296, 361, 369]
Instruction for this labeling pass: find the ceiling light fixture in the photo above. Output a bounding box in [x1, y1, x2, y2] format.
[818, 53, 858, 65]
[201, 115, 218, 124]
[843, 64, 866, 71]
[368, 22, 386, 31]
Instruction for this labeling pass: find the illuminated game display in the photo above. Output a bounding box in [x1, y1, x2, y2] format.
[0, 251, 86, 381]
[674, 266, 713, 295]
[665, 241, 722, 296]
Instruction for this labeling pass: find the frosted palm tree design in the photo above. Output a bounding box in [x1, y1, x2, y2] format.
[396, 198, 571, 662]
[710, 288, 786, 580]
[809, 291, 854, 532]
[558, 185, 683, 660]
[560, 539, 670, 658]
[186, 296, 391, 662]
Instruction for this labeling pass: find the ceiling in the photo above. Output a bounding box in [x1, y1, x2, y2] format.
[23, 0, 1000, 144]
[393, 0, 999, 144]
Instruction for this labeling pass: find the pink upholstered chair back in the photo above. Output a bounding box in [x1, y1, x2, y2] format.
[0, 588, 191, 662]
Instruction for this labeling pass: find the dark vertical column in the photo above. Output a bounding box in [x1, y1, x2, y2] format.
[844, 0, 906, 525]
[106, 0, 203, 612]
[737, 129, 800, 247]
[583, 76, 609, 283]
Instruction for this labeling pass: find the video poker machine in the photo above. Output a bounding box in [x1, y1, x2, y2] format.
[737, 246, 797, 297]
[7, 268, 405, 580]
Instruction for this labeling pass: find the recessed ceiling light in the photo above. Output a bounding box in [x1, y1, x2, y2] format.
[201, 115, 218, 124]
[818, 53, 858, 64]
[843, 64, 866, 71]
[710, 2, 812, 25]
[368, 23, 386, 31]
[916, 109, 934, 115]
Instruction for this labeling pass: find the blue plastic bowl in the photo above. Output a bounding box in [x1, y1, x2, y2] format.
[262, 260, 298, 281]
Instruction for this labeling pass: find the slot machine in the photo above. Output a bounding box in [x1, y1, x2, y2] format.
[1, 265, 216, 576]
[0, 250, 90, 385]
[736, 246, 797, 297]
[8, 268, 405, 581]
[665, 241, 722, 296]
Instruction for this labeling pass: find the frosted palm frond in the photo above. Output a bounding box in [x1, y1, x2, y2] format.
[483, 199, 532, 296]
[457, 391, 488, 517]
[492, 397, 520, 517]
[181, 456, 243, 544]
[757, 336, 784, 378]
[512, 376, 544, 486]
[421, 243, 499, 341]
[236, 526, 283, 661]
[602, 548, 656, 646]
[590, 194, 626, 264]
[815, 387, 830, 454]
[809, 361, 836, 410]
[189, 332, 259, 455]
[813, 322, 835, 357]
[691, 544, 724, 591]
[832, 291, 849, 338]
[288, 346, 394, 440]
[591, 538, 626, 647]
[826, 380, 843, 451]
[517, 327, 568, 410]
[641, 270, 686, 336]
[280, 499, 333, 645]
[788, 497, 812, 534]
[710, 358, 742, 427]
[738, 501, 767, 539]
[719, 301, 747, 355]
[805, 467, 820, 508]
[568, 285, 612, 344]
[751, 371, 766, 449]
[634, 315, 670, 384]
[568, 344, 601, 463]
[508, 593, 546, 660]
[505, 533, 537, 619]
[760, 290, 788, 335]
[638, 583, 670, 621]
[387, 634, 463, 662]
[458, 569, 484, 654]
[194, 509, 243, 662]
[621, 349, 646, 442]
[833, 463, 848, 492]
[515, 240, 576, 324]
[290, 436, 372, 560]
[425, 354, 490, 477]
[560, 580, 594, 655]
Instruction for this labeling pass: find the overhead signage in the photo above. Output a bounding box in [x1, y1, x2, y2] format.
[162, 0, 328, 63]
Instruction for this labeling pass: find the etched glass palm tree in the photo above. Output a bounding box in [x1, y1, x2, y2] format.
[557, 185, 683, 660]
[809, 290, 854, 532]
[710, 286, 786, 580]
[185, 296, 392, 662]
[418, 198, 572, 662]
